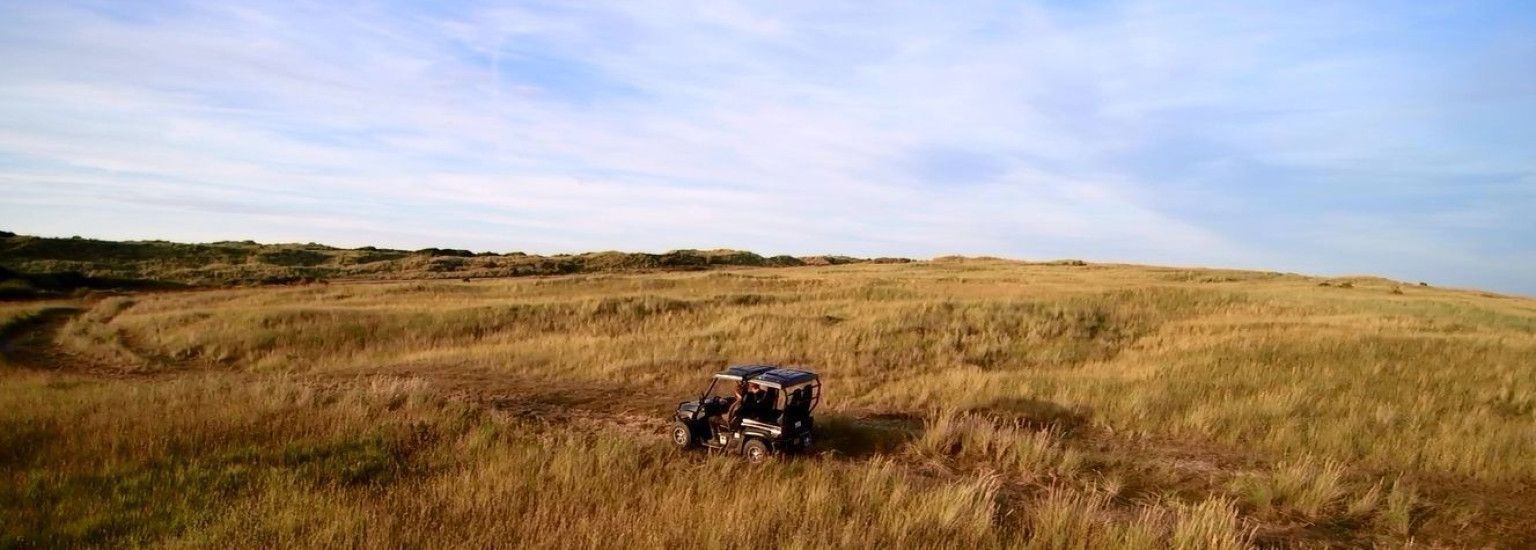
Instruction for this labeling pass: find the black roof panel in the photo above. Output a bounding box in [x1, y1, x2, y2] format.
[718, 364, 775, 379]
[714, 364, 818, 387]
[755, 368, 818, 387]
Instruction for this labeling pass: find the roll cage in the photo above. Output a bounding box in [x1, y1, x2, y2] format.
[697, 365, 821, 414]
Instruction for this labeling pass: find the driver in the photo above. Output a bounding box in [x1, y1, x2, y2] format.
[722, 380, 750, 428]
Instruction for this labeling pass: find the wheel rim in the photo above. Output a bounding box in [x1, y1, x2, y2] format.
[673, 427, 688, 445]
[748, 446, 764, 462]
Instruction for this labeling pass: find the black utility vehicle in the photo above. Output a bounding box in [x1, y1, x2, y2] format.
[671, 365, 821, 463]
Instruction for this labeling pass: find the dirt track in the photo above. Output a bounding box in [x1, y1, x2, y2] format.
[0, 307, 84, 371]
[1, 306, 674, 440]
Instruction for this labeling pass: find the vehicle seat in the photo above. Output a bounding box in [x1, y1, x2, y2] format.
[784, 388, 811, 420]
[755, 388, 780, 422]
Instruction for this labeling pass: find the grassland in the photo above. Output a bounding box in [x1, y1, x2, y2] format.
[3, 259, 1534, 547]
[0, 231, 899, 294]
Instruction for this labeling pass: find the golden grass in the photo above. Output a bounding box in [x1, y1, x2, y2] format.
[6, 259, 1535, 546]
[915, 410, 1081, 481]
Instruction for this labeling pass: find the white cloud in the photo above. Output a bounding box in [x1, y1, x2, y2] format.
[0, 1, 1531, 292]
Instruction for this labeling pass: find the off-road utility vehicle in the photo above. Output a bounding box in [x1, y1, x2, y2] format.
[671, 365, 821, 463]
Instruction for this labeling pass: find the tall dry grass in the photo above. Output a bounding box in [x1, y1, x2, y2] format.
[72, 262, 1534, 479]
[6, 260, 1535, 546]
[0, 370, 1214, 548]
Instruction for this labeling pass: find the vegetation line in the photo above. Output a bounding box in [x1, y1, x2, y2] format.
[0, 231, 913, 296]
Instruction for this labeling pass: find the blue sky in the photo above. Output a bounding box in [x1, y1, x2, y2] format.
[1, 2, 1533, 293]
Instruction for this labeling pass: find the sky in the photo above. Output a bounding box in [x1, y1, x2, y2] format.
[1, 1, 1533, 294]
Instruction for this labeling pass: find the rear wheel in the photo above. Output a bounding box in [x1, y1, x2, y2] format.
[672, 422, 697, 448]
[743, 439, 771, 463]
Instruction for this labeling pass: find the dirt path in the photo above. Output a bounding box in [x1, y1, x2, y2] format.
[310, 362, 678, 438]
[2, 306, 673, 433]
[1, 306, 89, 371]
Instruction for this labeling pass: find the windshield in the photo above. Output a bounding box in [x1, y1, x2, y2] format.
[705, 378, 741, 400]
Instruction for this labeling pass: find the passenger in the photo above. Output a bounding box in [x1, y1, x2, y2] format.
[759, 387, 780, 421]
[787, 387, 808, 416]
[734, 383, 770, 423]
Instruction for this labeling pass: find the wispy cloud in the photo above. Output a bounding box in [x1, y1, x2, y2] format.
[0, 1, 1532, 292]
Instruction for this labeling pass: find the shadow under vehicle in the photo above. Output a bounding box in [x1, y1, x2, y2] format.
[671, 365, 821, 463]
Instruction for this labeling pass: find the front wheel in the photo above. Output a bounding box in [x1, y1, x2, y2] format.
[743, 439, 772, 464]
[672, 422, 697, 449]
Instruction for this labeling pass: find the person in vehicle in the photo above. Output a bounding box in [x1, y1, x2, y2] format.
[729, 381, 777, 424]
[755, 386, 780, 421]
[721, 380, 750, 429]
[786, 387, 810, 418]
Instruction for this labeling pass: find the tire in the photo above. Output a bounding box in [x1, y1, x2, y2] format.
[743, 439, 772, 464]
[671, 422, 697, 448]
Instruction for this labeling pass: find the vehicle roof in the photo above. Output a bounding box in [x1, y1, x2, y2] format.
[716, 364, 775, 380]
[714, 364, 819, 388]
